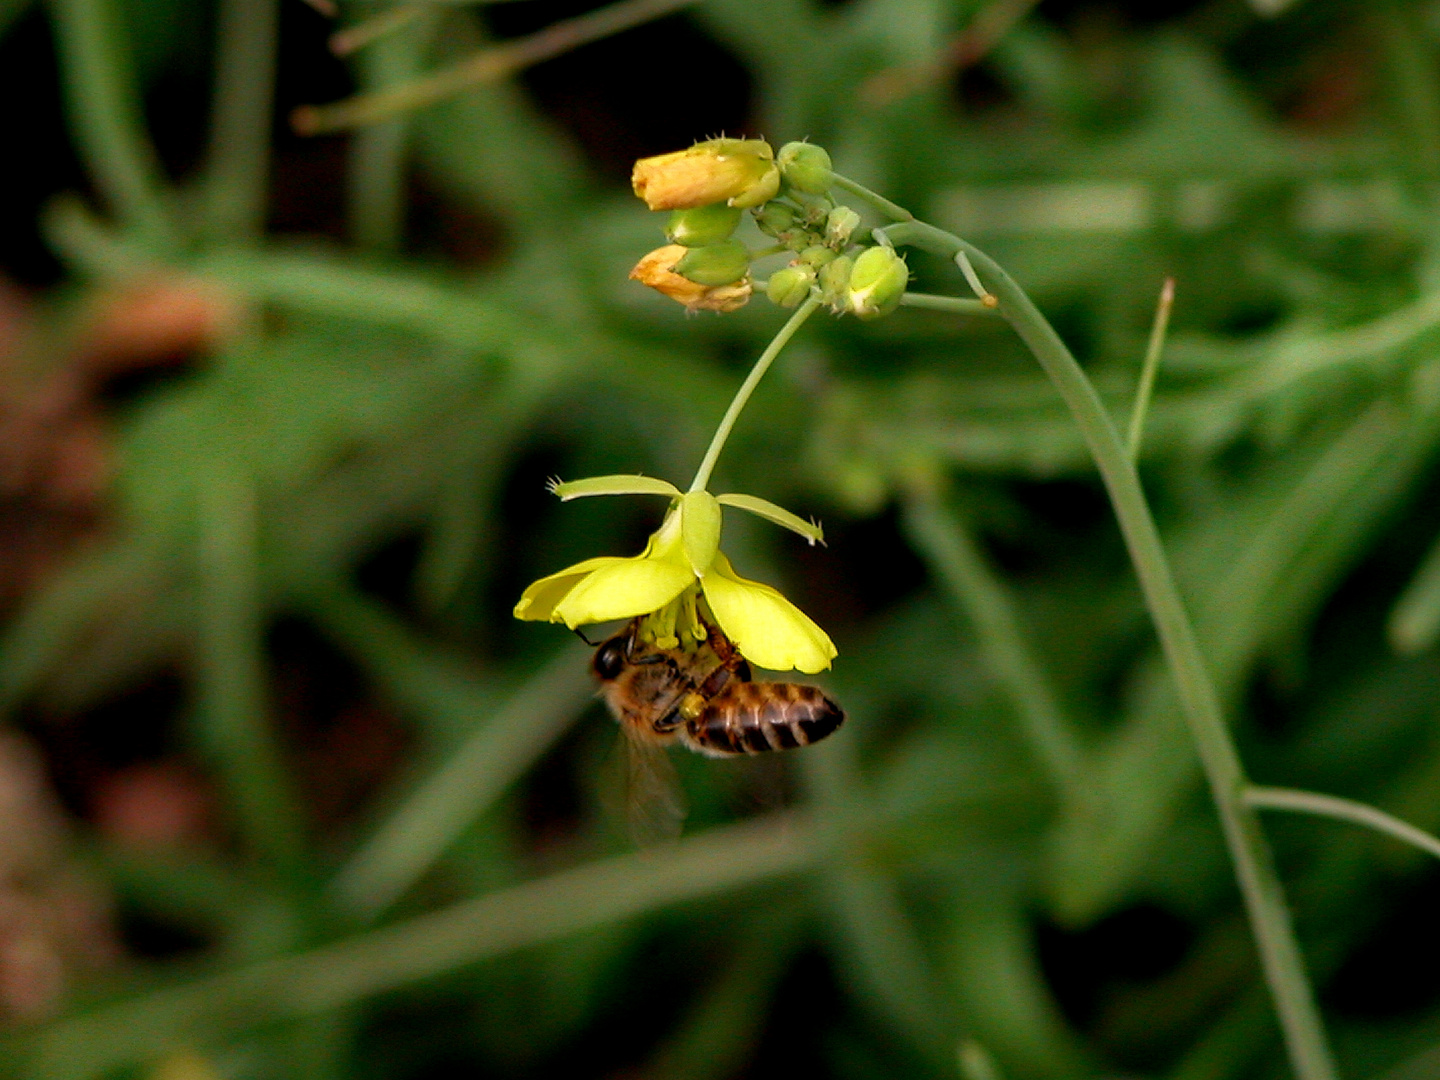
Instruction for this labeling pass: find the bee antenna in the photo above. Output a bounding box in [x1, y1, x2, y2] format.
[573, 627, 602, 647]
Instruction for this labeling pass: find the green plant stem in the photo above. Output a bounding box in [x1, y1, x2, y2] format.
[347, 11, 434, 253]
[203, 0, 280, 243]
[803, 740, 954, 1068]
[841, 179, 1337, 1080]
[900, 291, 994, 315]
[1245, 786, 1440, 862]
[293, 0, 699, 133]
[17, 813, 813, 1080]
[1126, 276, 1174, 461]
[901, 483, 1086, 801]
[688, 294, 821, 493]
[196, 460, 305, 878]
[832, 175, 914, 223]
[48, 0, 175, 247]
[316, 584, 593, 916]
[1387, 524, 1440, 653]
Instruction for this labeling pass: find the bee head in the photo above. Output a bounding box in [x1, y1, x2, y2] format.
[592, 634, 630, 682]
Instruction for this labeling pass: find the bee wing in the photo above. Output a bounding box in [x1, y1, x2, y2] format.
[624, 731, 687, 847]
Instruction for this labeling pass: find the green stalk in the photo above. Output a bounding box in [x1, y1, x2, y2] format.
[196, 460, 305, 877]
[901, 482, 1086, 801]
[347, 11, 435, 254]
[900, 291, 994, 315]
[49, 0, 175, 247]
[1126, 276, 1174, 461]
[841, 178, 1336, 1080]
[688, 294, 821, 493]
[1245, 786, 1440, 862]
[203, 0, 280, 243]
[18, 813, 813, 1080]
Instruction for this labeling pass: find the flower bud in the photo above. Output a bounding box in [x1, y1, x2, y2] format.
[800, 245, 836, 269]
[666, 203, 743, 247]
[755, 203, 796, 237]
[632, 138, 780, 211]
[847, 246, 909, 320]
[825, 206, 861, 248]
[673, 240, 751, 286]
[819, 255, 853, 308]
[777, 142, 834, 196]
[766, 265, 816, 308]
[630, 245, 752, 313]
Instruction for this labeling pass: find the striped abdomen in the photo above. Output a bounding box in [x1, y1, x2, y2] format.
[683, 681, 844, 757]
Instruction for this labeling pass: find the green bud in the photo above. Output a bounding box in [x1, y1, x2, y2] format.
[819, 255, 853, 308]
[766, 265, 816, 308]
[800, 245, 836, 269]
[673, 240, 752, 286]
[667, 204, 742, 247]
[782, 229, 814, 252]
[755, 203, 797, 237]
[825, 206, 861, 248]
[777, 142, 834, 196]
[847, 246, 909, 320]
[793, 194, 830, 227]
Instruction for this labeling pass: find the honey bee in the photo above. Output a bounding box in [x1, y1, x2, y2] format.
[592, 619, 845, 757]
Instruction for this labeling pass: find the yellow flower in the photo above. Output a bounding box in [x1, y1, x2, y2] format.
[631, 138, 780, 212]
[514, 480, 835, 673]
[630, 245, 751, 313]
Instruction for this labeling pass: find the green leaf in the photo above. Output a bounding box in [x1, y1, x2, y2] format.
[550, 475, 682, 501]
[717, 493, 824, 545]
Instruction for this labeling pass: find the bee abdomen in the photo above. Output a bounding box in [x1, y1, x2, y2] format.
[687, 682, 844, 756]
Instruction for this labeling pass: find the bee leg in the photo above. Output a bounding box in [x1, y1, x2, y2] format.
[652, 706, 684, 734]
[705, 624, 751, 681]
[654, 690, 706, 734]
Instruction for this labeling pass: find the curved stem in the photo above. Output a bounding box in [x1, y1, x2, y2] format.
[902, 483, 1086, 800]
[1126, 276, 1174, 461]
[838, 182, 1337, 1080]
[1246, 786, 1440, 862]
[50, 0, 176, 248]
[688, 295, 821, 493]
[203, 0, 280, 243]
[900, 292, 994, 315]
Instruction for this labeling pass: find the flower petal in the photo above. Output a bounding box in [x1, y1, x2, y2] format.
[513, 556, 631, 622]
[680, 490, 721, 576]
[553, 556, 692, 629]
[701, 552, 837, 673]
[550, 475, 682, 501]
[716, 493, 824, 545]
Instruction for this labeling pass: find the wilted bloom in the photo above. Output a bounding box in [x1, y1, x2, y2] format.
[514, 479, 836, 673]
[632, 138, 780, 211]
[630, 245, 751, 312]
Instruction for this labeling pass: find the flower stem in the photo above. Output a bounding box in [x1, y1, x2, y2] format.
[202, 0, 280, 244]
[1245, 786, 1440, 862]
[49, 0, 176, 248]
[688, 294, 822, 493]
[837, 182, 1337, 1080]
[900, 291, 995, 315]
[1125, 276, 1175, 462]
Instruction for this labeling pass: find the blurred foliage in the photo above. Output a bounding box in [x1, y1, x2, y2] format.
[5, 0, 1440, 1079]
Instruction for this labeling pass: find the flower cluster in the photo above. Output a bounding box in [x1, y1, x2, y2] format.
[514, 478, 836, 673]
[515, 137, 894, 675]
[628, 138, 909, 320]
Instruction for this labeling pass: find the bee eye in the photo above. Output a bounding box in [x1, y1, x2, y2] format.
[593, 639, 627, 681]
